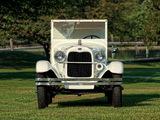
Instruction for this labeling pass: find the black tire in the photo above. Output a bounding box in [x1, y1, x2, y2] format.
[112, 86, 122, 107]
[37, 86, 48, 109]
[37, 73, 53, 108]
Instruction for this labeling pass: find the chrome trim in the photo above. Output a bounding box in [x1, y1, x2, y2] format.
[35, 78, 122, 86]
[64, 62, 97, 64]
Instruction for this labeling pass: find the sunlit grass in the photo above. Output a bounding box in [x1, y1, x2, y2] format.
[0, 50, 160, 120]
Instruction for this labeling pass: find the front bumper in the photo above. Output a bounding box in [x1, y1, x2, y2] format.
[35, 78, 122, 86]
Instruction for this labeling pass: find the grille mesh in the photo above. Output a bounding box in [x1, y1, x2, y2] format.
[67, 52, 92, 77]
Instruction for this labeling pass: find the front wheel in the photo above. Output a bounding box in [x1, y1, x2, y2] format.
[37, 86, 48, 109]
[112, 86, 122, 107]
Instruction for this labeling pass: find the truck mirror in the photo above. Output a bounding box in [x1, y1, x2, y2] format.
[111, 48, 118, 53]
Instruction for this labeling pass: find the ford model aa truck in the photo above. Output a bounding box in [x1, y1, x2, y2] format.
[36, 20, 124, 109]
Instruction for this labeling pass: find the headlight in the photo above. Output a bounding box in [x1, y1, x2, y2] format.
[95, 52, 105, 61]
[54, 51, 66, 62]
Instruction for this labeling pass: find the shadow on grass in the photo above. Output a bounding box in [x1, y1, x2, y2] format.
[0, 50, 46, 67]
[123, 68, 160, 84]
[1, 72, 159, 83]
[57, 97, 109, 107]
[124, 68, 160, 77]
[0, 72, 35, 80]
[123, 77, 160, 84]
[57, 94, 159, 107]
[123, 94, 159, 107]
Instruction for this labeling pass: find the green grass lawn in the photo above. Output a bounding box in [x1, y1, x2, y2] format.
[0, 51, 160, 120]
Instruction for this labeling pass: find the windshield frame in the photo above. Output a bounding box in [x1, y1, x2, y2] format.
[51, 20, 108, 40]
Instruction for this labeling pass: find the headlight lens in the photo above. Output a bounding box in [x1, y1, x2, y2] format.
[54, 51, 66, 62]
[95, 52, 105, 61]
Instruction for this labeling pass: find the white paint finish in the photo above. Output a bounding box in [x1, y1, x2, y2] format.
[36, 60, 52, 73]
[107, 61, 124, 74]
[36, 20, 123, 90]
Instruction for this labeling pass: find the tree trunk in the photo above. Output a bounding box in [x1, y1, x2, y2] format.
[10, 38, 14, 51]
[146, 46, 149, 58]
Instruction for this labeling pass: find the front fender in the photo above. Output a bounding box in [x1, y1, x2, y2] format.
[36, 60, 52, 73]
[108, 61, 124, 74]
[36, 60, 60, 78]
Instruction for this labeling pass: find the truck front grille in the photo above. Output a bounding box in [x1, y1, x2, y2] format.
[67, 52, 92, 77]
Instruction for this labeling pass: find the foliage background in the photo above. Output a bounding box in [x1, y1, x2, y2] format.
[0, 0, 160, 58]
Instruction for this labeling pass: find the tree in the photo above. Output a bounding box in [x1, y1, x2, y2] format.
[0, 0, 100, 59]
[127, 0, 160, 57]
[1, 0, 159, 59]
[85, 0, 129, 41]
[149, 0, 160, 45]
[0, 0, 58, 59]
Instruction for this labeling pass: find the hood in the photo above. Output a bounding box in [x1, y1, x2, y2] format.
[53, 40, 106, 53]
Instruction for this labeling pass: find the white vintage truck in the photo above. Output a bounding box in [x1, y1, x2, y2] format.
[35, 19, 124, 109]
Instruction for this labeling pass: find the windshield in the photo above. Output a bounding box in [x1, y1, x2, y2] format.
[53, 21, 105, 39]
